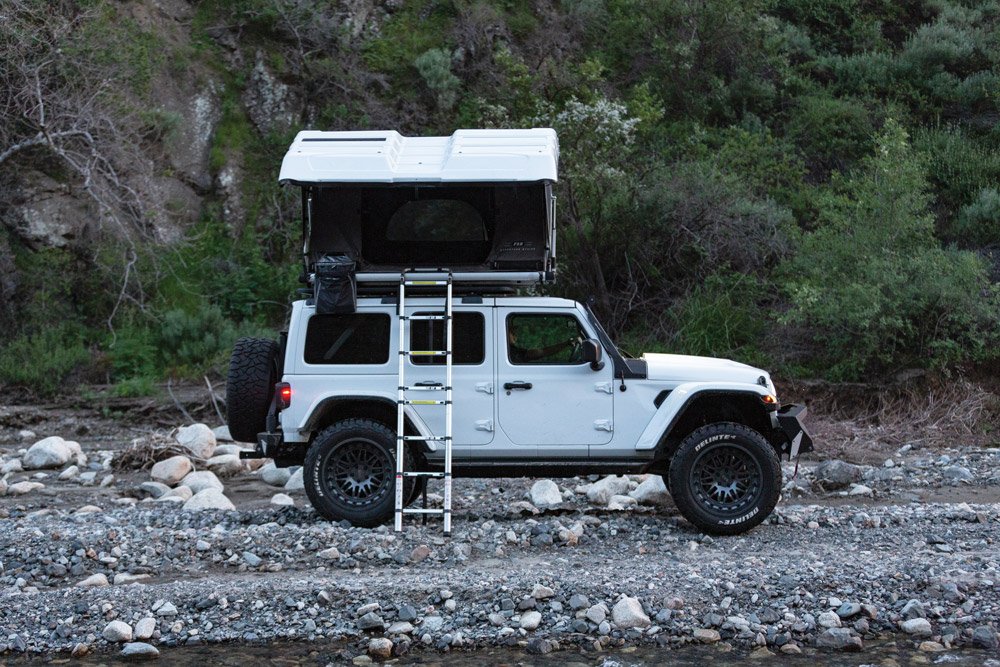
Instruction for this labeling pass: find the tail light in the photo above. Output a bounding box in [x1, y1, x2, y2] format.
[276, 382, 292, 410]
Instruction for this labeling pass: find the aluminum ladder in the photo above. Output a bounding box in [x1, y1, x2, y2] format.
[395, 270, 453, 536]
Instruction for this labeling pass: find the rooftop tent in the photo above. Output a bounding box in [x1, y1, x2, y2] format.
[278, 129, 559, 285]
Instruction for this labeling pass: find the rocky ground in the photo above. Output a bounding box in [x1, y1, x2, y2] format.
[0, 401, 999, 662]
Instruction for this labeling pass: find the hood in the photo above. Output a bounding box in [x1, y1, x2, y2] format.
[642, 353, 771, 388]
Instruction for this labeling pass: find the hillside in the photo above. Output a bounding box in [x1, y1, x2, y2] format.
[1, 0, 998, 395]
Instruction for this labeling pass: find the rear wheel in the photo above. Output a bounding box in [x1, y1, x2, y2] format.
[226, 338, 280, 443]
[668, 422, 781, 535]
[304, 419, 414, 527]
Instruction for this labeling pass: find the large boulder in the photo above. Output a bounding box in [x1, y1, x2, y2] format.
[175, 423, 217, 460]
[183, 488, 236, 511]
[285, 468, 304, 491]
[206, 454, 244, 477]
[586, 475, 631, 505]
[260, 462, 291, 487]
[813, 460, 863, 490]
[150, 456, 193, 486]
[22, 436, 73, 469]
[180, 470, 223, 494]
[529, 480, 563, 506]
[612, 596, 651, 629]
[629, 476, 670, 505]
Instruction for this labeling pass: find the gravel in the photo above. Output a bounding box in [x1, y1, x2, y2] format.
[0, 431, 998, 659]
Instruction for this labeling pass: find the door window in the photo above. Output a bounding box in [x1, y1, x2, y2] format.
[410, 312, 485, 365]
[506, 314, 587, 365]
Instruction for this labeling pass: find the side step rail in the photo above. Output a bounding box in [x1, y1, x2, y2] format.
[395, 270, 453, 536]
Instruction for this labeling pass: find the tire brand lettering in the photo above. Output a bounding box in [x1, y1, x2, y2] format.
[694, 434, 734, 453]
[719, 507, 758, 526]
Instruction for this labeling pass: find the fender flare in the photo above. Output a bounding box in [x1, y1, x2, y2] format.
[635, 382, 775, 451]
[291, 392, 438, 451]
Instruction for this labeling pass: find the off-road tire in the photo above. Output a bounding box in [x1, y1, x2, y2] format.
[668, 422, 781, 535]
[226, 338, 280, 443]
[304, 419, 415, 527]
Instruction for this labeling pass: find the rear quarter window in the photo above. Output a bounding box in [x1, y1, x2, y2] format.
[304, 314, 390, 364]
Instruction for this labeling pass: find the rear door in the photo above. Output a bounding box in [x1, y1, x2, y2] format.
[403, 303, 494, 460]
[496, 308, 614, 457]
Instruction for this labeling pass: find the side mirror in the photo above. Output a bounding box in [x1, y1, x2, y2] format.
[581, 339, 605, 371]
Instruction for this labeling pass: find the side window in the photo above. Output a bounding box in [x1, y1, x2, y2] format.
[410, 312, 485, 365]
[507, 314, 586, 365]
[304, 314, 390, 364]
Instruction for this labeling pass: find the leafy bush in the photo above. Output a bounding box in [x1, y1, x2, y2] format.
[0, 326, 90, 396]
[781, 120, 1000, 379]
[671, 273, 768, 364]
[786, 94, 874, 175]
[955, 188, 1000, 246]
[158, 306, 239, 375]
[414, 48, 461, 110]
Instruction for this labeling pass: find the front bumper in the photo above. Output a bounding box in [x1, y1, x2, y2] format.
[776, 403, 813, 457]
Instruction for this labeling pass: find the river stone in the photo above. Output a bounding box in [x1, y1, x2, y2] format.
[529, 480, 562, 506]
[270, 493, 295, 507]
[388, 621, 413, 634]
[586, 604, 607, 624]
[183, 488, 236, 511]
[206, 454, 244, 477]
[121, 642, 159, 658]
[175, 423, 217, 459]
[608, 494, 638, 510]
[901, 618, 932, 636]
[818, 611, 842, 628]
[259, 462, 291, 486]
[836, 602, 862, 619]
[133, 617, 156, 640]
[159, 485, 193, 502]
[59, 465, 79, 480]
[368, 638, 393, 658]
[569, 594, 589, 610]
[813, 460, 862, 489]
[213, 444, 246, 456]
[285, 467, 304, 491]
[629, 475, 670, 505]
[180, 470, 223, 494]
[694, 628, 721, 643]
[586, 475, 631, 504]
[900, 599, 925, 620]
[102, 620, 133, 643]
[972, 626, 999, 649]
[942, 465, 973, 482]
[531, 584, 555, 600]
[8, 481, 44, 495]
[212, 425, 233, 442]
[138, 481, 171, 499]
[77, 573, 110, 587]
[520, 611, 542, 630]
[22, 436, 73, 470]
[816, 628, 862, 651]
[357, 612, 385, 631]
[150, 456, 192, 486]
[612, 596, 651, 629]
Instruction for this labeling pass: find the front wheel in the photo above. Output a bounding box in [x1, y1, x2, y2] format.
[304, 419, 414, 527]
[667, 422, 781, 535]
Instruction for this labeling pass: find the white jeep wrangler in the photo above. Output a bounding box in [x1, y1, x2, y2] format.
[227, 129, 812, 535]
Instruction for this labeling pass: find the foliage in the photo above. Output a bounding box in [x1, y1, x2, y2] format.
[414, 48, 461, 110]
[781, 121, 1000, 378]
[0, 326, 91, 396]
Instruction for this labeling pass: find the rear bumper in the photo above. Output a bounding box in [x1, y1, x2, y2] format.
[776, 403, 814, 457]
[238, 431, 304, 467]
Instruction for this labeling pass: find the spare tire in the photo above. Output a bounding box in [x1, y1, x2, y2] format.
[226, 337, 280, 443]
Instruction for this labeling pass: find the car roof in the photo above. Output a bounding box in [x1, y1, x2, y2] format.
[278, 129, 558, 184]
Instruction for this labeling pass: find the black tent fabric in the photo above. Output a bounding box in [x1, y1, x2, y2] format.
[307, 183, 551, 273]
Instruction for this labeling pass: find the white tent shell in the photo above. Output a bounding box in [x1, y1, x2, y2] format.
[279, 128, 559, 184]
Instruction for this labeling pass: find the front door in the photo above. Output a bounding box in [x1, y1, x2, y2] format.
[497, 309, 614, 457]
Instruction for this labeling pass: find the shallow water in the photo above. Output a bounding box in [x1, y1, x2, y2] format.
[44, 641, 1000, 667]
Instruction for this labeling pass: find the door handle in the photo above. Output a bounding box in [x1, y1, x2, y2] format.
[503, 381, 533, 391]
[414, 381, 442, 387]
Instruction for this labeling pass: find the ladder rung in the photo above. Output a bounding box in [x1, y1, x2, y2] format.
[403, 315, 449, 321]
[403, 280, 449, 286]
[400, 385, 450, 391]
[397, 435, 451, 441]
[401, 471, 445, 478]
[402, 350, 449, 356]
[400, 399, 450, 405]
[402, 508, 446, 515]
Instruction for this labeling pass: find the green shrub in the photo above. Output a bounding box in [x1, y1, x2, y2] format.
[781, 119, 1000, 379]
[414, 48, 461, 110]
[158, 306, 239, 375]
[786, 94, 874, 175]
[672, 273, 768, 364]
[112, 375, 158, 398]
[955, 188, 1000, 246]
[0, 327, 91, 396]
